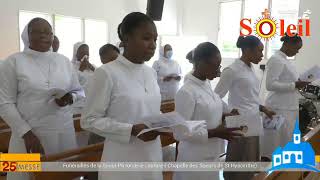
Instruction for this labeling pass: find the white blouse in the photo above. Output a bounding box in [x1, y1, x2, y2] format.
[215, 59, 261, 113]
[265, 50, 299, 110]
[152, 59, 181, 100]
[81, 55, 163, 162]
[0, 49, 83, 137]
[175, 73, 226, 161]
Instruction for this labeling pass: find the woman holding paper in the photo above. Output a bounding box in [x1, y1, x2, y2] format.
[71, 42, 96, 114]
[261, 33, 308, 158]
[215, 35, 275, 180]
[152, 44, 182, 101]
[174, 42, 242, 180]
[0, 18, 83, 180]
[81, 12, 164, 180]
[71, 42, 96, 85]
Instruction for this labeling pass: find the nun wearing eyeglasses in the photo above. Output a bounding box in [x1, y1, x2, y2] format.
[0, 18, 84, 180]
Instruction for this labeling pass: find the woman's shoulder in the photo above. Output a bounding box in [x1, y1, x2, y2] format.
[6, 52, 25, 60]
[177, 81, 196, 96]
[2, 52, 27, 67]
[267, 54, 286, 66]
[52, 53, 71, 63]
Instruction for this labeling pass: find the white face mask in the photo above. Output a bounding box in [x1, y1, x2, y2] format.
[119, 47, 124, 55]
[165, 50, 173, 59]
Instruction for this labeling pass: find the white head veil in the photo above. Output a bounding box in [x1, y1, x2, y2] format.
[21, 23, 30, 52]
[21, 18, 53, 52]
[72, 42, 86, 63]
[159, 45, 166, 60]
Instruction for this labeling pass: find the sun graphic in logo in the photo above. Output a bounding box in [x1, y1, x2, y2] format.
[254, 9, 278, 40]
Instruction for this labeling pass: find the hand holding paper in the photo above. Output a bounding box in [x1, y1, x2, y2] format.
[263, 115, 285, 130]
[225, 113, 263, 137]
[48, 88, 69, 99]
[135, 112, 207, 140]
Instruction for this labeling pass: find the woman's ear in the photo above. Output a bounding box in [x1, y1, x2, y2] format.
[122, 35, 129, 48]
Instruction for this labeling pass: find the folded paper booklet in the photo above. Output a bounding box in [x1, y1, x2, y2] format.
[263, 115, 285, 130]
[137, 112, 186, 136]
[142, 112, 187, 128]
[48, 87, 84, 99]
[299, 65, 320, 82]
[48, 88, 69, 99]
[137, 112, 206, 137]
[172, 120, 207, 141]
[225, 113, 263, 137]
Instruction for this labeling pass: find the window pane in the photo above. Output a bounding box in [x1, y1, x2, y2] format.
[55, 15, 82, 60]
[244, 0, 268, 57]
[154, 0, 177, 35]
[244, 0, 269, 18]
[218, 1, 242, 58]
[268, 0, 300, 58]
[85, 19, 108, 67]
[19, 11, 52, 51]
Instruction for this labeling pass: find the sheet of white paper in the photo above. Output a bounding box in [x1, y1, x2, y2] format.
[137, 127, 172, 137]
[136, 112, 207, 137]
[48, 88, 69, 99]
[225, 113, 263, 137]
[136, 112, 187, 136]
[172, 120, 207, 141]
[48, 87, 85, 100]
[299, 65, 320, 82]
[263, 115, 285, 130]
[140, 112, 188, 129]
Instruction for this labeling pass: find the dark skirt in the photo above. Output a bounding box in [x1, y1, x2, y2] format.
[223, 136, 260, 180]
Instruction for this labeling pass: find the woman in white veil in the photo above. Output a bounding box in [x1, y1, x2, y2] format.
[0, 18, 84, 180]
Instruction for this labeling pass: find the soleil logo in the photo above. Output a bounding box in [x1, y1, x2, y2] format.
[240, 9, 311, 40]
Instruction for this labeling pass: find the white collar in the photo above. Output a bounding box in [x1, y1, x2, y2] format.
[24, 48, 51, 57]
[117, 54, 144, 70]
[185, 73, 216, 98]
[276, 50, 288, 59]
[185, 73, 208, 86]
[236, 58, 254, 71]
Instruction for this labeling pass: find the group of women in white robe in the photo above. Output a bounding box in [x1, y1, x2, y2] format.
[0, 11, 307, 180]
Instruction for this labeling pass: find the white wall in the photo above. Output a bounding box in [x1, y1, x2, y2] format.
[0, 0, 147, 59]
[295, 0, 320, 73]
[180, 0, 220, 43]
[0, 0, 317, 68]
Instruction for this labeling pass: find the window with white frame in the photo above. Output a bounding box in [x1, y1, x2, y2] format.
[85, 19, 108, 66]
[218, 0, 300, 59]
[268, 0, 300, 58]
[55, 15, 82, 60]
[218, 1, 242, 58]
[244, 0, 269, 56]
[19, 11, 108, 66]
[153, 0, 177, 36]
